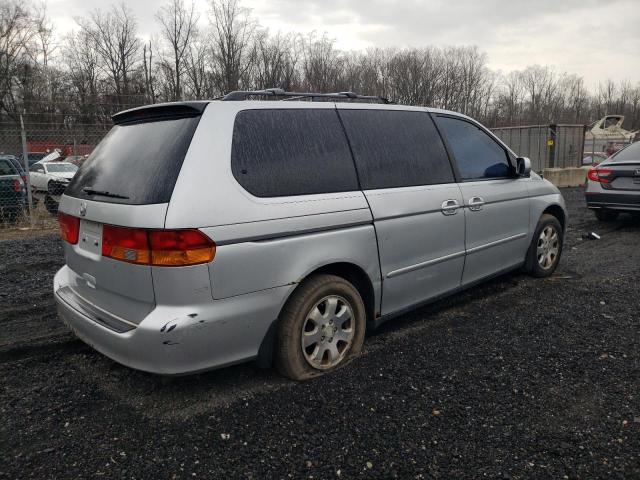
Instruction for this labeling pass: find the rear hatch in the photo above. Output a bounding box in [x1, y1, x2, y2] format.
[58, 103, 206, 325]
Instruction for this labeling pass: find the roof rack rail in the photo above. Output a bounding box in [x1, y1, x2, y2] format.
[221, 88, 393, 104]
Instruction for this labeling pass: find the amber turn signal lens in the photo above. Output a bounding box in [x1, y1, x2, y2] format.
[149, 230, 215, 266]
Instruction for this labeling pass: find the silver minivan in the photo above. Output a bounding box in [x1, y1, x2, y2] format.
[54, 90, 567, 380]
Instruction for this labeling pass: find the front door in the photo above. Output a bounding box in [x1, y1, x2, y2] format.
[435, 115, 531, 285]
[338, 106, 466, 315]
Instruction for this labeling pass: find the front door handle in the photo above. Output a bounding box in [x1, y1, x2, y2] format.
[441, 199, 460, 216]
[468, 196, 485, 211]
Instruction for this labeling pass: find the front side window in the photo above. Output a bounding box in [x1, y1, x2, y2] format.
[436, 116, 511, 180]
[340, 110, 454, 189]
[231, 109, 358, 197]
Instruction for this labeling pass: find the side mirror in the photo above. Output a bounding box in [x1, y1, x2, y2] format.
[516, 157, 531, 177]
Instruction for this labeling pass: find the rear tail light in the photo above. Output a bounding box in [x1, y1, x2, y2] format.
[587, 168, 613, 183]
[102, 225, 215, 266]
[59, 213, 80, 245]
[12, 178, 23, 192]
[149, 230, 216, 266]
[102, 225, 151, 265]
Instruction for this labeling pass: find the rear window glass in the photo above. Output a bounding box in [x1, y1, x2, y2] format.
[66, 116, 200, 204]
[339, 110, 454, 189]
[610, 142, 640, 162]
[231, 109, 359, 197]
[0, 159, 16, 176]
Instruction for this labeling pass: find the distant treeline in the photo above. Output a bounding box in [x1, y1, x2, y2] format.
[1, 0, 639, 130]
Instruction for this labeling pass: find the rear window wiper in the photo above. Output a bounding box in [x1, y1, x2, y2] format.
[82, 187, 130, 199]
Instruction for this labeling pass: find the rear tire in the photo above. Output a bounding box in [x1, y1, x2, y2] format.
[275, 274, 366, 381]
[594, 209, 619, 222]
[527, 214, 563, 278]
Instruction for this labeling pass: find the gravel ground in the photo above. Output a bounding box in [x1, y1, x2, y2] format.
[1, 187, 639, 479]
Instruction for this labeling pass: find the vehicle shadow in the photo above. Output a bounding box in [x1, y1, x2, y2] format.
[70, 210, 640, 417]
[79, 269, 529, 420]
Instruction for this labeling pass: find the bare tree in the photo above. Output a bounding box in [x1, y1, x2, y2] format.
[156, 0, 198, 100]
[77, 3, 140, 101]
[0, 0, 37, 119]
[142, 39, 157, 103]
[299, 32, 345, 92]
[251, 30, 297, 90]
[209, 0, 255, 94]
[3, 0, 640, 136]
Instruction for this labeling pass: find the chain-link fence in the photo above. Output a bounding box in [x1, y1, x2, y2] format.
[0, 114, 620, 233]
[491, 124, 587, 172]
[0, 118, 110, 232]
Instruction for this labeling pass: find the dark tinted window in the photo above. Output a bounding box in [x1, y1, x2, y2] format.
[0, 159, 16, 175]
[66, 116, 200, 204]
[8, 158, 24, 173]
[436, 116, 511, 180]
[610, 141, 640, 162]
[231, 109, 358, 197]
[339, 110, 454, 189]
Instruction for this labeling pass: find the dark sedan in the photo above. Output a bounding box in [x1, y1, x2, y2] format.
[585, 142, 640, 221]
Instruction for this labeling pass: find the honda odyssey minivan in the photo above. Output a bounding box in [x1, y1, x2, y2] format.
[54, 89, 567, 380]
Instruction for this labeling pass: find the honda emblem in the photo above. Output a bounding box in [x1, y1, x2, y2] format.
[79, 202, 87, 217]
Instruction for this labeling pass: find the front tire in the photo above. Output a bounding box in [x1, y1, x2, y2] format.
[527, 214, 563, 278]
[275, 274, 366, 381]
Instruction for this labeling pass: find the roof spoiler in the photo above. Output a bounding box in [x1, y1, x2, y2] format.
[112, 102, 209, 125]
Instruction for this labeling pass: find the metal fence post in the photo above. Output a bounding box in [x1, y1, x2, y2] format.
[547, 124, 557, 168]
[19, 115, 34, 227]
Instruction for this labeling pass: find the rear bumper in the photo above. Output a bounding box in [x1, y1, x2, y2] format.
[54, 265, 292, 375]
[585, 191, 640, 211]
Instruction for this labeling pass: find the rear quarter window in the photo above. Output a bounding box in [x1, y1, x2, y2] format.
[231, 109, 359, 197]
[65, 116, 200, 205]
[0, 160, 16, 176]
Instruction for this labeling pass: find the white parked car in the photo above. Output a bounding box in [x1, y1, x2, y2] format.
[29, 161, 78, 195]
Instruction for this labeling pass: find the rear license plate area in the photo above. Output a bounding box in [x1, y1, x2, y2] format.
[79, 220, 103, 256]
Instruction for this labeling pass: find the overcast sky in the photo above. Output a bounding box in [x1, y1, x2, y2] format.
[48, 0, 640, 88]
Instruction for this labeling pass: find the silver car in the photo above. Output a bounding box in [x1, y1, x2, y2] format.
[585, 141, 640, 221]
[54, 90, 567, 380]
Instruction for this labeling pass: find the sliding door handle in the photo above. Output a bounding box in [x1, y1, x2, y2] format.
[468, 196, 485, 211]
[441, 199, 460, 216]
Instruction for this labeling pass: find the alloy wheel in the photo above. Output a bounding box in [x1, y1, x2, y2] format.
[300, 295, 355, 370]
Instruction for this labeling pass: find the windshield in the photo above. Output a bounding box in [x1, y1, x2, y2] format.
[65, 116, 201, 205]
[46, 163, 78, 173]
[27, 153, 47, 164]
[607, 142, 640, 163]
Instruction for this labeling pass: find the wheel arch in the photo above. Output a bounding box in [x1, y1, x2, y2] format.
[256, 261, 377, 369]
[309, 262, 377, 327]
[542, 204, 566, 232]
